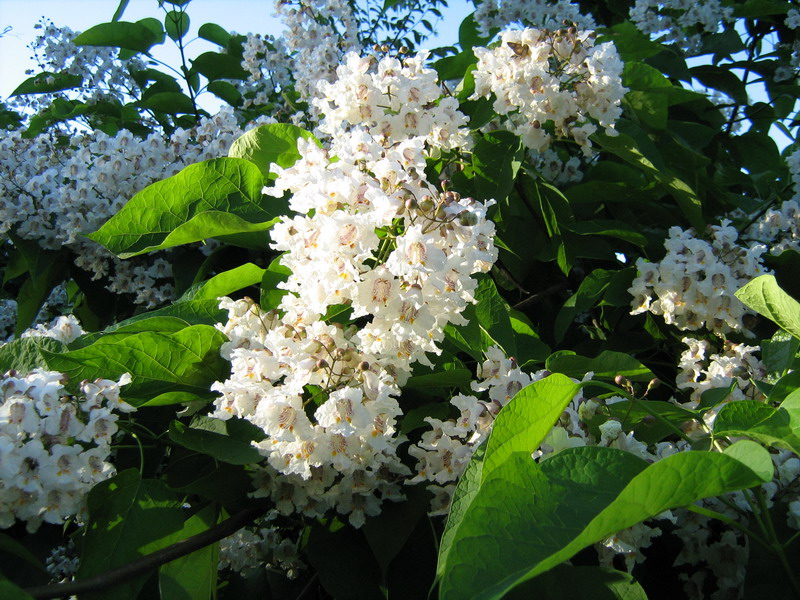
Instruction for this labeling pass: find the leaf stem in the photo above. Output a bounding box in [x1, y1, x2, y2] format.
[754, 487, 800, 598]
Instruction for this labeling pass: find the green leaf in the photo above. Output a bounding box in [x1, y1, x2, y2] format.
[197, 23, 231, 47]
[594, 132, 703, 230]
[471, 131, 524, 205]
[735, 274, 800, 340]
[625, 90, 668, 129]
[307, 520, 384, 600]
[458, 12, 494, 50]
[192, 52, 249, 81]
[9, 235, 68, 336]
[733, 0, 791, 17]
[508, 311, 550, 366]
[10, 72, 83, 96]
[605, 400, 696, 445]
[0, 533, 48, 575]
[600, 22, 664, 61]
[169, 420, 263, 465]
[482, 374, 582, 477]
[363, 486, 429, 581]
[690, 65, 748, 104]
[762, 329, 800, 377]
[95, 299, 226, 332]
[0, 581, 33, 600]
[88, 157, 280, 258]
[182, 263, 265, 301]
[159, 504, 218, 600]
[506, 565, 648, 600]
[546, 350, 654, 382]
[112, 0, 130, 21]
[76, 470, 184, 600]
[207, 80, 242, 107]
[44, 324, 228, 401]
[438, 443, 771, 600]
[164, 10, 190, 41]
[554, 269, 613, 343]
[562, 221, 647, 247]
[714, 394, 800, 455]
[769, 370, 800, 403]
[73, 21, 162, 53]
[229, 124, 321, 178]
[405, 369, 472, 389]
[0, 337, 65, 373]
[438, 376, 580, 582]
[138, 92, 196, 115]
[261, 256, 292, 311]
[474, 277, 517, 356]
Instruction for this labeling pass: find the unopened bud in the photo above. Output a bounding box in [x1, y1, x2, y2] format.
[315, 359, 329, 371]
[614, 375, 628, 387]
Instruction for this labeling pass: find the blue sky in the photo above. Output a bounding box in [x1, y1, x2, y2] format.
[0, 0, 472, 104]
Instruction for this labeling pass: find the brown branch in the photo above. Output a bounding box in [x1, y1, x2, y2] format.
[25, 504, 269, 600]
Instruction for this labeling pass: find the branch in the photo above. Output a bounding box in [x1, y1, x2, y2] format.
[24, 504, 269, 600]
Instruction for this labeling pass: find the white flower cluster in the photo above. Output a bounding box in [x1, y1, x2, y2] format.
[629, 220, 770, 335]
[744, 200, 800, 256]
[0, 108, 271, 307]
[472, 0, 596, 37]
[408, 346, 535, 513]
[212, 296, 410, 527]
[471, 27, 627, 155]
[676, 337, 766, 433]
[629, 0, 735, 52]
[0, 369, 134, 532]
[236, 33, 294, 110]
[211, 56, 497, 525]
[314, 51, 471, 152]
[534, 148, 583, 184]
[8, 20, 146, 115]
[274, 0, 361, 103]
[219, 525, 303, 578]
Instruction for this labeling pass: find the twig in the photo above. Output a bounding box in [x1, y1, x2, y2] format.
[24, 504, 269, 599]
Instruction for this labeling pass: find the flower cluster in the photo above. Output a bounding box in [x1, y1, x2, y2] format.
[628, 220, 770, 335]
[472, 0, 595, 37]
[629, 0, 735, 52]
[314, 50, 471, 152]
[408, 346, 536, 513]
[211, 48, 498, 526]
[0, 369, 133, 532]
[219, 525, 303, 578]
[471, 26, 627, 154]
[274, 0, 360, 103]
[8, 20, 146, 116]
[212, 296, 410, 527]
[235, 33, 294, 111]
[743, 200, 800, 256]
[677, 337, 765, 407]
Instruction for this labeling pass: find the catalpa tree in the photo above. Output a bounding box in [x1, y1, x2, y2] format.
[1, 0, 800, 598]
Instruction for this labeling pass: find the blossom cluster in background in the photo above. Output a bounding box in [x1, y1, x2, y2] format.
[628, 220, 770, 335]
[0, 366, 133, 532]
[472, 26, 627, 154]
